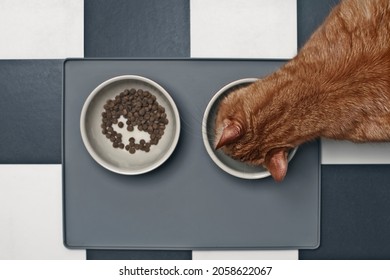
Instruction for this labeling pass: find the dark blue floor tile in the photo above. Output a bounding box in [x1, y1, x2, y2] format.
[0, 60, 62, 164]
[300, 165, 390, 259]
[84, 0, 190, 57]
[87, 250, 192, 260]
[84, 0, 190, 260]
[297, 0, 340, 48]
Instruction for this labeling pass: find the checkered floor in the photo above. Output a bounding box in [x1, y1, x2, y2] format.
[1, 0, 390, 260]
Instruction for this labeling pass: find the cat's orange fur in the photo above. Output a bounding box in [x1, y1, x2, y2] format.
[215, 0, 390, 182]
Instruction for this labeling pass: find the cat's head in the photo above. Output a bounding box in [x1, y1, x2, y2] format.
[214, 83, 294, 182]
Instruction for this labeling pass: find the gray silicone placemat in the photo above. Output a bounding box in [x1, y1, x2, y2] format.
[63, 59, 320, 249]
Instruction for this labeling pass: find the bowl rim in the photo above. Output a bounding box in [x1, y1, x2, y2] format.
[80, 74, 181, 175]
[202, 77, 297, 179]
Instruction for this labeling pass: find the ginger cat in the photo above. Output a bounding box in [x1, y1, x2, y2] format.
[214, 0, 390, 182]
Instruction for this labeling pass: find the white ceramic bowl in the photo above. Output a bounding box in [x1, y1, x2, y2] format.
[202, 78, 297, 179]
[80, 75, 180, 175]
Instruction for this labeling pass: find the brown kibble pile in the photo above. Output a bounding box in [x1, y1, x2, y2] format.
[101, 88, 169, 153]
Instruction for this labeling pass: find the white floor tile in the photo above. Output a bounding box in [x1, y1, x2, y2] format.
[0, 165, 85, 260]
[190, 0, 297, 59]
[0, 0, 83, 59]
[192, 250, 298, 260]
[321, 140, 390, 164]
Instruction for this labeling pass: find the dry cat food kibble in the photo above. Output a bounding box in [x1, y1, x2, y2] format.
[101, 88, 169, 154]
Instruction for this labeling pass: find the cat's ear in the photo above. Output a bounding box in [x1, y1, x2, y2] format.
[264, 148, 289, 182]
[215, 119, 243, 149]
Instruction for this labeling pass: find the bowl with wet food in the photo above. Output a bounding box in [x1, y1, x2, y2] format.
[202, 78, 297, 179]
[80, 75, 180, 175]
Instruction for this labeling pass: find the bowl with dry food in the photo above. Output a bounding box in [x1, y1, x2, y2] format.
[202, 78, 297, 179]
[80, 75, 180, 175]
